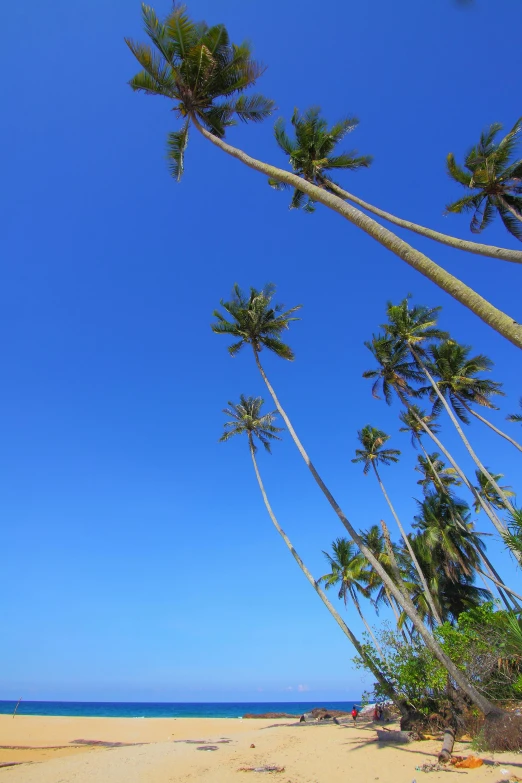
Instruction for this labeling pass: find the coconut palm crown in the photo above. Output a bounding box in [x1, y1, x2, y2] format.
[362, 335, 424, 405]
[352, 426, 401, 475]
[269, 107, 372, 212]
[125, 4, 275, 180]
[382, 297, 449, 358]
[425, 340, 504, 422]
[211, 283, 301, 359]
[220, 395, 282, 452]
[446, 118, 522, 241]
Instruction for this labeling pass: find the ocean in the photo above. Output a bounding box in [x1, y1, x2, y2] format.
[0, 700, 360, 719]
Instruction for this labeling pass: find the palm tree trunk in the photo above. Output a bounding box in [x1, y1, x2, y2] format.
[384, 584, 409, 641]
[247, 434, 402, 710]
[191, 117, 522, 350]
[416, 438, 520, 609]
[323, 180, 522, 265]
[411, 348, 517, 515]
[477, 567, 522, 604]
[459, 399, 522, 453]
[249, 349, 503, 718]
[349, 587, 385, 658]
[372, 464, 442, 625]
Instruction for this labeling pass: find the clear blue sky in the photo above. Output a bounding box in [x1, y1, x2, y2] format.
[1, 0, 521, 703]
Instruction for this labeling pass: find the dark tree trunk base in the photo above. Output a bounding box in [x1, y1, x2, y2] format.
[484, 711, 522, 751]
[399, 708, 425, 732]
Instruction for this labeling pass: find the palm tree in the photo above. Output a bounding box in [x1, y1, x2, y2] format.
[125, 5, 275, 180]
[413, 493, 484, 580]
[127, 7, 522, 348]
[473, 469, 516, 514]
[383, 297, 519, 531]
[352, 425, 442, 624]
[213, 288, 507, 720]
[415, 453, 461, 495]
[319, 538, 384, 654]
[399, 534, 489, 626]
[426, 340, 522, 453]
[271, 106, 522, 264]
[268, 107, 372, 212]
[219, 395, 403, 709]
[508, 399, 522, 424]
[503, 508, 522, 563]
[446, 118, 522, 241]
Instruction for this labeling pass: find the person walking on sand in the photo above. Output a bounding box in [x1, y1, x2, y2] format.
[351, 706, 358, 726]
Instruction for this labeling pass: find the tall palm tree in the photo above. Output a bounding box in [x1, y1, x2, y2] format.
[363, 338, 499, 530]
[213, 288, 506, 719]
[219, 395, 401, 704]
[426, 341, 522, 453]
[127, 7, 522, 348]
[383, 298, 519, 528]
[352, 425, 442, 624]
[271, 106, 522, 264]
[319, 538, 383, 654]
[415, 453, 461, 495]
[473, 469, 516, 514]
[446, 118, 522, 241]
[508, 399, 522, 424]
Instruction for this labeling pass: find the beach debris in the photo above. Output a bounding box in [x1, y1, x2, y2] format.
[196, 745, 219, 751]
[450, 756, 484, 769]
[175, 739, 232, 744]
[238, 765, 285, 773]
[376, 729, 413, 743]
[415, 762, 444, 773]
[250, 743, 256, 748]
[71, 739, 140, 747]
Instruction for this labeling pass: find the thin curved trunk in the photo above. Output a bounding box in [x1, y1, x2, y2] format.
[323, 180, 522, 265]
[349, 586, 385, 658]
[247, 435, 402, 709]
[477, 567, 522, 604]
[250, 349, 502, 717]
[192, 117, 522, 350]
[384, 585, 409, 642]
[411, 348, 517, 515]
[459, 399, 522, 453]
[372, 464, 442, 625]
[417, 438, 520, 609]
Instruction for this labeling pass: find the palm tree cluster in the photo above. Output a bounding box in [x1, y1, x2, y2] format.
[212, 283, 521, 745]
[127, 4, 522, 349]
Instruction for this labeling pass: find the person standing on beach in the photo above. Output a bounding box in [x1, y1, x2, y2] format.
[351, 706, 358, 726]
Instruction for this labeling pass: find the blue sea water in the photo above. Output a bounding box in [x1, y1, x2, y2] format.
[0, 700, 360, 719]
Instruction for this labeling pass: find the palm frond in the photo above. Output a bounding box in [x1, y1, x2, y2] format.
[166, 120, 190, 181]
[232, 94, 276, 123]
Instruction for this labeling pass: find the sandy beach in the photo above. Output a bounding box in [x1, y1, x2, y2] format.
[1, 715, 520, 783]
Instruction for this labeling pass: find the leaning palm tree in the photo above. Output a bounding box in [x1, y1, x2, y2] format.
[319, 538, 383, 654]
[219, 395, 402, 708]
[353, 426, 442, 623]
[426, 340, 522, 453]
[383, 297, 519, 529]
[127, 6, 522, 348]
[271, 106, 522, 263]
[446, 118, 522, 241]
[473, 469, 516, 514]
[508, 398, 522, 424]
[213, 287, 509, 723]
